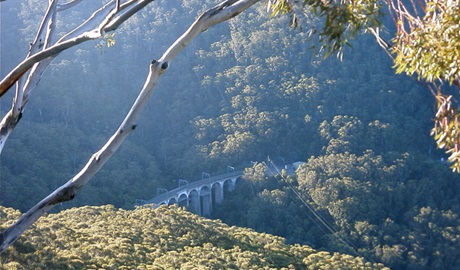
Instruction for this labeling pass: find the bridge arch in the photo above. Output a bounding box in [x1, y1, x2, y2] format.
[178, 193, 188, 207]
[222, 176, 240, 192]
[137, 171, 243, 216]
[168, 197, 177, 205]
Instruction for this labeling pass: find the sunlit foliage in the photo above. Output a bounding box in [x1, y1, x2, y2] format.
[0, 205, 387, 269]
[266, 0, 460, 171]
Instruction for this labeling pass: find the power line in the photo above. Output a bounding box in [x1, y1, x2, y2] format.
[263, 159, 376, 263]
[264, 161, 338, 235]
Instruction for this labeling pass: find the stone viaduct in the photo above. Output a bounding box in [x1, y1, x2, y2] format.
[136, 170, 243, 216]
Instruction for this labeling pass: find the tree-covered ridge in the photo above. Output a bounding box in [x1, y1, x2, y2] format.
[214, 150, 460, 269]
[0, 205, 387, 269]
[266, 0, 460, 170]
[1, 0, 435, 211]
[1, 0, 459, 268]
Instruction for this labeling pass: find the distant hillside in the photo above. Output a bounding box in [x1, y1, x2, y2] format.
[0, 205, 387, 269]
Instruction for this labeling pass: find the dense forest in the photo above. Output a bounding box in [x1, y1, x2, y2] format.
[0, 205, 388, 269]
[1, 0, 459, 269]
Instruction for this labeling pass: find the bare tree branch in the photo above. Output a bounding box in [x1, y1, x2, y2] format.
[57, 0, 84, 12]
[0, 0, 144, 98]
[105, 0, 154, 32]
[0, 0, 259, 254]
[0, 0, 152, 154]
[0, 1, 58, 153]
[160, 0, 254, 62]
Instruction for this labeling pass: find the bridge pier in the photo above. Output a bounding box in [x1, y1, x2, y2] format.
[202, 192, 212, 217]
[214, 182, 224, 205]
[190, 190, 201, 216]
[228, 177, 237, 191]
[137, 171, 243, 217]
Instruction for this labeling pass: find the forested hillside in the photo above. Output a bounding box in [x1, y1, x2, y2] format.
[1, 0, 439, 210]
[215, 152, 460, 269]
[1, 0, 459, 269]
[0, 205, 388, 269]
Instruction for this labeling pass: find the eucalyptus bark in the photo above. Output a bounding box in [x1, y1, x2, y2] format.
[0, 0, 259, 254]
[0, 0, 154, 153]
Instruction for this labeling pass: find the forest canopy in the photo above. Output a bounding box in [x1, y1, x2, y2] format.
[268, 0, 460, 171]
[0, 0, 459, 268]
[0, 205, 388, 269]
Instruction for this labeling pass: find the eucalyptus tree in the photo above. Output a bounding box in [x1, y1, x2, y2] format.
[268, 0, 460, 170]
[1, 0, 458, 256]
[0, 0, 259, 254]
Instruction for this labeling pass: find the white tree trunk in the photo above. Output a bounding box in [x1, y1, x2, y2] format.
[0, 0, 154, 153]
[0, 0, 259, 254]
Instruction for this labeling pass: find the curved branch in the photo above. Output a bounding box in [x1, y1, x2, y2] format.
[0, 0, 260, 254]
[28, 0, 58, 56]
[0, 60, 163, 254]
[160, 0, 257, 62]
[105, 0, 155, 32]
[0, 1, 132, 98]
[57, 0, 84, 11]
[0, 1, 57, 154]
[57, 0, 118, 43]
[0, 32, 98, 98]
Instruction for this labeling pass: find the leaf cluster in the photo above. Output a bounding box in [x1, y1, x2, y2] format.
[267, 0, 383, 58]
[431, 94, 460, 172]
[99, 33, 117, 49]
[392, 0, 460, 83]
